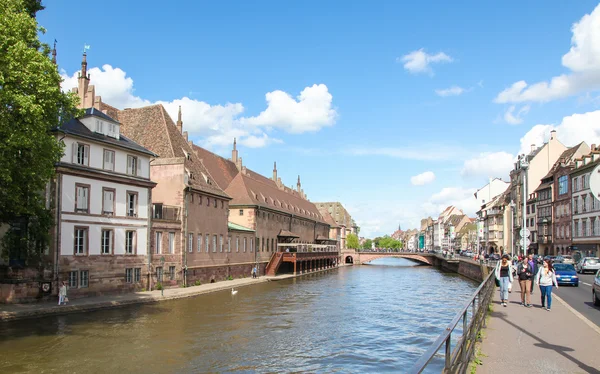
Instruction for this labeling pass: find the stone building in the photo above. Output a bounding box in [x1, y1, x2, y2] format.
[193, 142, 334, 274]
[52, 107, 156, 298]
[314, 202, 359, 249]
[571, 147, 600, 258]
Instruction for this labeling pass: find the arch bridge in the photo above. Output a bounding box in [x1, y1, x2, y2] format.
[342, 251, 435, 266]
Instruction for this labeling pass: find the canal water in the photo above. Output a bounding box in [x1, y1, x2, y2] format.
[0, 258, 478, 373]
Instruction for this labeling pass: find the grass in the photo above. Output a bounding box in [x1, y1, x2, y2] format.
[468, 300, 493, 373]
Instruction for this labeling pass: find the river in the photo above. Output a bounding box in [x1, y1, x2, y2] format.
[0, 257, 478, 373]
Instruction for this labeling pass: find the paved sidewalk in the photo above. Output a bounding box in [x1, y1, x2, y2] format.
[478, 284, 600, 374]
[0, 268, 334, 322]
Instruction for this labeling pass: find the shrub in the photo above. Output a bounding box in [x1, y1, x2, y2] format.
[227, 275, 233, 281]
[194, 280, 201, 286]
[155, 283, 163, 290]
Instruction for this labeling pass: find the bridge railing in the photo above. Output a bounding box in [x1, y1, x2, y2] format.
[409, 268, 496, 373]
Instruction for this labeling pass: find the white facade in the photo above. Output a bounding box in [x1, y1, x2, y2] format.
[474, 178, 510, 206]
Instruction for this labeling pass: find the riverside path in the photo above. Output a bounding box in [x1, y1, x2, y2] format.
[477, 284, 600, 373]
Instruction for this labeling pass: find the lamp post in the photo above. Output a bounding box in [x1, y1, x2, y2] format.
[520, 157, 529, 257]
[509, 200, 516, 257]
[159, 256, 165, 297]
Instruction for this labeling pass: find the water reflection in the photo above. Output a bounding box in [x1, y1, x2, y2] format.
[0, 257, 477, 373]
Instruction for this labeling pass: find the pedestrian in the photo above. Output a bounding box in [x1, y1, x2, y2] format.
[535, 259, 559, 311]
[528, 254, 536, 295]
[495, 254, 514, 307]
[58, 281, 68, 306]
[517, 257, 533, 307]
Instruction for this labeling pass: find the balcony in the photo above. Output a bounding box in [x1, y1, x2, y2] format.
[538, 235, 552, 244]
[152, 204, 180, 221]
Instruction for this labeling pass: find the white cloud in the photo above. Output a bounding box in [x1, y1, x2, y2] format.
[410, 171, 436, 185]
[60, 65, 336, 148]
[422, 187, 479, 218]
[461, 152, 514, 180]
[494, 3, 600, 103]
[503, 105, 530, 125]
[518, 110, 600, 156]
[398, 48, 453, 75]
[435, 86, 467, 97]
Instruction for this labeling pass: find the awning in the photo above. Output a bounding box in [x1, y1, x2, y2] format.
[278, 230, 299, 238]
[316, 234, 336, 242]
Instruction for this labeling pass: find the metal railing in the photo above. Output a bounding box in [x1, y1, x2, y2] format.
[409, 269, 496, 373]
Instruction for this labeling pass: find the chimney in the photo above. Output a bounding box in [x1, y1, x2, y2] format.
[76, 52, 91, 109]
[183, 131, 188, 142]
[273, 162, 277, 181]
[530, 144, 535, 153]
[176, 106, 183, 134]
[550, 129, 556, 140]
[232, 138, 239, 166]
[592, 144, 597, 152]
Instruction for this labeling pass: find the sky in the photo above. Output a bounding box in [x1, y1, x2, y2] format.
[37, 0, 600, 237]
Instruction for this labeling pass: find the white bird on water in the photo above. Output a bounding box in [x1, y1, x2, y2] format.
[231, 288, 238, 295]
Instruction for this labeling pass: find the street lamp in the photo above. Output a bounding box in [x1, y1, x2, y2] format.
[509, 200, 516, 257]
[520, 156, 529, 257]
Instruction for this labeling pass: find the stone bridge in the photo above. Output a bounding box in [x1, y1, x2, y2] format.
[341, 251, 434, 266]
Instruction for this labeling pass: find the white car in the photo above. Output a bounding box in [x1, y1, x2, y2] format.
[561, 255, 574, 264]
[576, 257, 600, 274]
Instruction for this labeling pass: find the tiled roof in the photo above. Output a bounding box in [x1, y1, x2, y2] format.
[54, 117, 156, 156]
[320, 210, 338, 228]
[193, 144, 327, 224]
[540, 142, 586, 180]
[116, 104, 229, 199]
[278, 230, 299, 238]
[98, 102, 121, 122]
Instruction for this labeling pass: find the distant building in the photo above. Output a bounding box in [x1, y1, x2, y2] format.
[315, 202, 358, 249]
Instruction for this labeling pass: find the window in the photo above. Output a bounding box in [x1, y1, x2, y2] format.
[169, 266, 176, 280]
[266, 238, 269, 252]
[239, 209, 244, 216]
[155, 232, 162, 254]
[126, 231, 136, 254]
[197, 235, 202, 252]
[126, 268, 133, 283]
[243, 237, 247, 252]
[75, 184, 89, 213]
[74, 143, 89, 165]
[198, 195, 202, 205]
[206, 197, 210, 207]
[219, 235, 223, 252]
[80, 270, 89, 288]
[127, 192, 138, 217]
[236, 237, 239, 252]
[205, 234, 209, 252]
[558, 175, 568, 195]
[169, 232, 175, 254]
[214, 198, 218, 208]
[228, 236, 231, 252]
[213, 235, 217, 252]
[95, 119, 104, 133]
[102, 188, 115, 216]
[134, 268, 141, 283]
[156, 267, 163, 282]
[101, 229, 112, 255]
[74, 227, 88, 255]
[532, 205, 535, 213]
[188, 233, 193, 253]
[127, 155, 139, 176]
[69, 271, 78, 288]
[250, 238, 254, 252]
[271, 238, 274, 253]
[103, 149, 115, 171]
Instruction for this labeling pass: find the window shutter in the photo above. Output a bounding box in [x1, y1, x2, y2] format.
[72, 142, 78, 163]
[82, 188, 88, 210]
[137, 158, 142, 176]
[76, 187, 82, 209]
[84, 145, 89, 165]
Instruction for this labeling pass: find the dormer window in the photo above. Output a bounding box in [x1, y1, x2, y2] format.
[95, 119, 103, 133]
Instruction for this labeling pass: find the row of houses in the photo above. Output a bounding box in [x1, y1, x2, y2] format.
[421, 130, 600, 258]
[0, 53, 359, 303]
[418, 207, 477, 253]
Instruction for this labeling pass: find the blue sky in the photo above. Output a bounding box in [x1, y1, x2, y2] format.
[38, 0, 600, 237]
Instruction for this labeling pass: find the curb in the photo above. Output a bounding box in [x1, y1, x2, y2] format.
[554, 294, 600, 336]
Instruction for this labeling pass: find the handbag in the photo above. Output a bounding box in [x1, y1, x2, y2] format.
[64, 297, 69, 303]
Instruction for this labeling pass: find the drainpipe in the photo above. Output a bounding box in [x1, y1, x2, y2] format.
[147, 186, 153, 291]
[183, 187, 189, 287]
[54, 173, 62, 295]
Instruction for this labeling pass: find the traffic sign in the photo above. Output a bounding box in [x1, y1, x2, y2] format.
[520, 228, 530, 238]
[590, 164, 600, 202]
[521, 238, 531, 247]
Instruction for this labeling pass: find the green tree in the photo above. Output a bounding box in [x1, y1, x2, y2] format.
[0, 0, 79, 265]
[362, 239, 372, 250]
[346, 233, 359, 249]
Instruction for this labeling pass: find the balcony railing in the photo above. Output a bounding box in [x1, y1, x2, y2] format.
[152, 204, 180, 221]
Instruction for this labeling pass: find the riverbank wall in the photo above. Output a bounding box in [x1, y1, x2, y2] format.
[430, 255, 490, 282]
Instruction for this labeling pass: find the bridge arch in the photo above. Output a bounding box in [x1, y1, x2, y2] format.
[345, 255, 354, 264]
[358, 253, 433, 266]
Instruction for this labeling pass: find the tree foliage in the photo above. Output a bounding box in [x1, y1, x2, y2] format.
[346, 233, 359, 249]
[0, 0, 79, 265]
[362, 239, 372, 250]
[378, 236, 402, 250]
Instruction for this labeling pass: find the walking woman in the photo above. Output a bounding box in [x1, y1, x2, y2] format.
[494, 254, 514, 307]
[517, 257, 533, 307]
[58, 281, 68, 306]
[535, 260, 559, 311]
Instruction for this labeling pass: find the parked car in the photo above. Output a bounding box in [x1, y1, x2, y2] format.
[593, 269, 600, 307]
[553, 264, 579, 286]
[576, 257, 600, 274]
[554, 256, 564, 263]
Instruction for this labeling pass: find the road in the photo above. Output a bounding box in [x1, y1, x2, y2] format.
[553, 272, 600, 328]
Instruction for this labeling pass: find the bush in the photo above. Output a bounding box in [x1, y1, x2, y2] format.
[155, 283, 163, 290]
[226, 275, 233, 281]
[194, 280, 201, 286]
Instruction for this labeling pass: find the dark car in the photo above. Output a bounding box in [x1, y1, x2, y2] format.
[553, 263, 579, 287]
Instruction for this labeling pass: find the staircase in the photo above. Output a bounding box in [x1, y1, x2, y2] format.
[265, 252, 284, 276]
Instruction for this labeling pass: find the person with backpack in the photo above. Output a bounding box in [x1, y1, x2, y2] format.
[516, 257, 533, 307]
